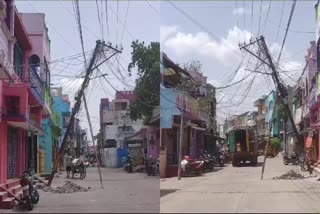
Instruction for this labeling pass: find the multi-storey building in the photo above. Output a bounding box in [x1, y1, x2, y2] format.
[160, 52, 210, 178]
[0, 1, 54, 208]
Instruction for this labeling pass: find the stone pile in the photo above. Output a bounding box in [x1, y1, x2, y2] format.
[43, 181, 91, 194]
[273, 170, 305, 180]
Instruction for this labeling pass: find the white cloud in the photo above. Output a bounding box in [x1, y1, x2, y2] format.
[160, 25, 178, 43]
[162, 25, 305, 121]
[232, 7, 249, 16]
[163, 26, 252, 67]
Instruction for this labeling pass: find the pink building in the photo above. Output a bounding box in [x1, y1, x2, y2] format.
[0, 1, 49, 208]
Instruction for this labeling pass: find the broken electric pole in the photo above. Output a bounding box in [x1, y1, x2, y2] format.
[47, 40, 122, 186]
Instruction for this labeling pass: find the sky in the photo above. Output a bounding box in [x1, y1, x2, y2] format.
[160, 0, 316, 125]
[16, 1, 160, 138]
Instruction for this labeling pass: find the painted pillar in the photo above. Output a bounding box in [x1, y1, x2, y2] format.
[0, 121, 8, 184]
[20, 90, 28, 117]
[159, 129, 166, 178]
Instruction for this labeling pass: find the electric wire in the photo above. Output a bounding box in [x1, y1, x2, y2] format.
[261, 0, 272, 35]
[105, 0, 110, 41]
[121, 1, 130, 44]
[167, 0, 244, 59]
[276, 0, 297, 65]
[257, 0, 263, 36]
[145, 1, 160, 15]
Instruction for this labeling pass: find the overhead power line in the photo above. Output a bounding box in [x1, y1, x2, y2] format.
[167, 0, 243, 59]
[276, 0, 297, 65]
[145, 0, 160, 15]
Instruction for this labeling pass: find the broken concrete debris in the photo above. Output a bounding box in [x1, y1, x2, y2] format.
[42, 181, 91, 194]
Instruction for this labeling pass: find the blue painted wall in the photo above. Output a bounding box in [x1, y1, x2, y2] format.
[160, 87, 180, 128]
[264, 91, 279, 137]
[52, 96, 70, 148]
[38, 118, 53, 173]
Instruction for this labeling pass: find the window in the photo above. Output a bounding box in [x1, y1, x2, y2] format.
[13, 42, 24, 78]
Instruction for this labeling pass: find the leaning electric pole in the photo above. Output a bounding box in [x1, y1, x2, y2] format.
[47, 40, 122, 186]
[240, 36, 302, 179]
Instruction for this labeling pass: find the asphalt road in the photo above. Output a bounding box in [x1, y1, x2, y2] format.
[160, 155, 320, 213]
[1, 167, 159, 213]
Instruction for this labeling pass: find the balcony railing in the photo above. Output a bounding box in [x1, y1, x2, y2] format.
[28, 65, 44, 100]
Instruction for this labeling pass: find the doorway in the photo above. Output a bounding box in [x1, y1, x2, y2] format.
[7, 126, 17, 178]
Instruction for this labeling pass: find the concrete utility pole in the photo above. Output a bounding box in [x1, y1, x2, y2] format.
[260, 92, 278, 180]
[177, 93, 185, 180]
[240, 36, 300, 144]
[48, 40, 121, 186]
[240, 36, 302, 179]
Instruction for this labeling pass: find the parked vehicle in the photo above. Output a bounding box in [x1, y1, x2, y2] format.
[181, 156, 204, 176]
[228, 128, 258, 167]
[283, 152, 299, 165]
[216, 149, 225, 167]
[199, 152, 215, 172]
[145, 156, 157, 176]
[13, 169, 37, 210]
[125, 154, 133, 173]
[25, 169, 39, 205]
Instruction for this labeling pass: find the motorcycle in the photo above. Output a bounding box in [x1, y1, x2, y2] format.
[145, 156, 157, 176]
[125, 154, 133, 173]
[181, 156, 204, 177]
[217, 150, 225, 167]
[199, 152, 215, 172]
[283, 152, 299, 165]
[18, 169, 39, 210]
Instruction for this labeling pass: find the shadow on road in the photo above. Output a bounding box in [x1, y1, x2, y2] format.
[160, 189, 180, 198]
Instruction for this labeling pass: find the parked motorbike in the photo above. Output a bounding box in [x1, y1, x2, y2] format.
[125, 154, 133, 173]
[181, 156, 204, 177]
[145, 156, 157, 176]
[217, 150, 225, 167]
[199, 152, 215, 172]
[283, 152, 299, 165]
[19, 169, 40, 210]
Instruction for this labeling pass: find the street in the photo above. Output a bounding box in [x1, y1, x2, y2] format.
[160, 156, 320, 213]
[1, 167, 159, 213]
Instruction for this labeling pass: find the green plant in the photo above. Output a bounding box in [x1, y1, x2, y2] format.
[271, 137, 281, 152]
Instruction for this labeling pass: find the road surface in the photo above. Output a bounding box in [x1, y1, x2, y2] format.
[1, 167, 159, 213]
[161, 156, 320, 213]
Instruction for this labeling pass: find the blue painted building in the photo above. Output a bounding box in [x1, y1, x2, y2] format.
[264, 90, 279, 137]
[51, 87, 71, 149]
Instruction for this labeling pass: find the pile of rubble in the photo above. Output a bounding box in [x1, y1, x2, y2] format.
[42, 181, 91, 194]
[273, 170, 305, 180]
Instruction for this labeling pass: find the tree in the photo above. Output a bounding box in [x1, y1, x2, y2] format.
[183, 60, 202, 74]
[128, 40, 160, 124]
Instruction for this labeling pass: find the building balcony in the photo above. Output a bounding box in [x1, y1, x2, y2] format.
[28, 65, 44, 104]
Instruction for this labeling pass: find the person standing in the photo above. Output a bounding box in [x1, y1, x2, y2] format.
[65, 153, 72, 178]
